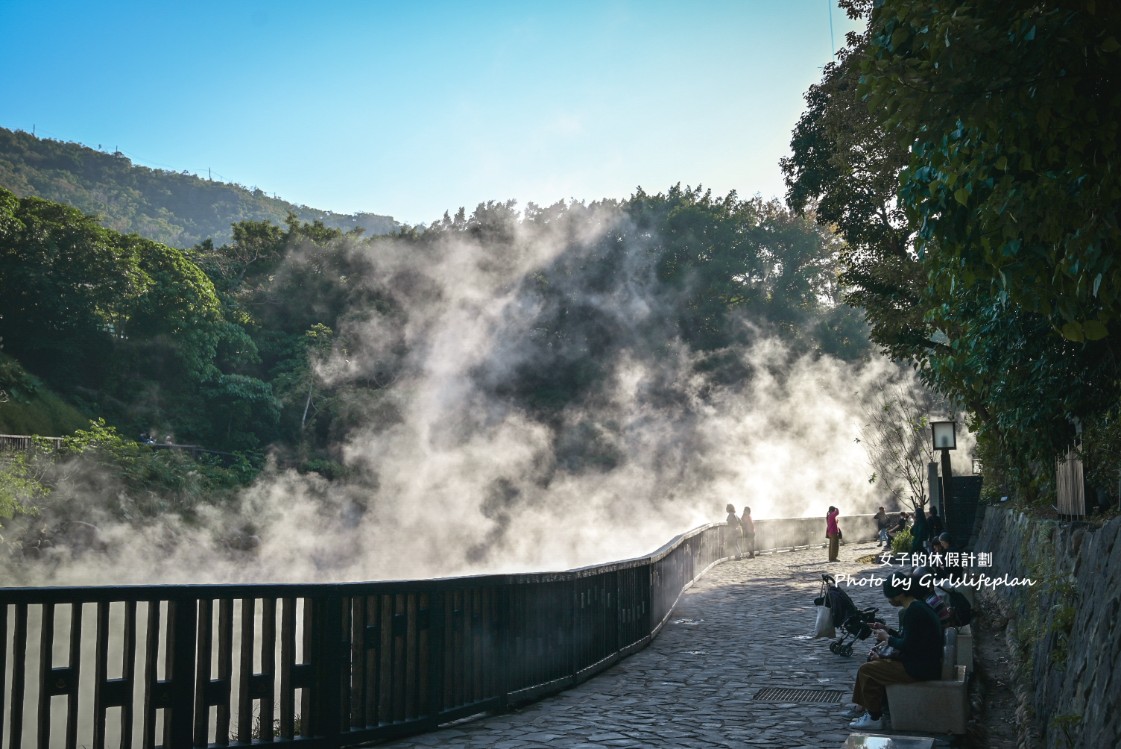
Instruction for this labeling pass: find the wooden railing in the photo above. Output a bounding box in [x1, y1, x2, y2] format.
[0, 434, 241, 467]
[1, 523, 728, 748]
[0, 434, 62, 452]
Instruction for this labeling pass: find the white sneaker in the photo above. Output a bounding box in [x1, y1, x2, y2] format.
[849, 713, 883, 729]
[841, 704, 865, 719]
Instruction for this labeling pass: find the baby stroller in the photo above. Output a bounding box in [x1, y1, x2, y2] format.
[815, 573, 881, 656]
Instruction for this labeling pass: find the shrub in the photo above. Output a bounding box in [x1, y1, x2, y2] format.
[891, 528, 912, 554]
[0, 451, 47, 527]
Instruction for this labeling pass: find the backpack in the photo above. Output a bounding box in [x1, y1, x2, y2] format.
[941, 586, 973, 627]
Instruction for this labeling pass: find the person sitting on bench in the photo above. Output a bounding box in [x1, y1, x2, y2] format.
[885, 511, 909, 546]
[847, 575, 943, 730]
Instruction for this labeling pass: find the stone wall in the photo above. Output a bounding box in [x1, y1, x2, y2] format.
[972, 505, 1121, 748]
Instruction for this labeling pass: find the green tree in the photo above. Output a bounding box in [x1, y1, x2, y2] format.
[0, 189, 278, 451]
[437, 189, 869, 425]
[195, 219, 287, 292]
[0, 451, 47, 528]
[270, 323, 335, 443]
[123, 235, 224, 380]
[629, 185, 860, 357]
[781, 4, 924, 362]
[860, 0, 1121, 497]
[786, 0, 1121, 502]
[0, 188, 144, 386]
[861, 0, 1121, 341]
[197, 216, 398, 453]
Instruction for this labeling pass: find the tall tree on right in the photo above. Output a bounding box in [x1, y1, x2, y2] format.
[781, 4, 922, 363]
[862, 0, 1121, 341]
[786, 0, 1121, 502]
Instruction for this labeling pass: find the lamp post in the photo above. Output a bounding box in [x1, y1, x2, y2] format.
[931, 420, 956, 530]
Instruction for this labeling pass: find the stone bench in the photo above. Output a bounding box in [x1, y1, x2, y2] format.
[844, 734, 935, 748]
[936, 581, 974, 675]
[883, 629, 969, 734]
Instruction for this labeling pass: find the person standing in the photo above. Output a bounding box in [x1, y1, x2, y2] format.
[826, 506, 841, 562]
[909, 505, 928, 554]
[725, 503, 743, 559]
[926, 507, 945, 547]
[873, 506, 889, 547]
[740, 506, 756, 559]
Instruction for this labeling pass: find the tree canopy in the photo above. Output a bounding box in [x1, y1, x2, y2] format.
[864, 0, 1121, 341]
[2, 166, 879, 563]
[0, 186, 278, 452]
[784, 0, 1121, 503]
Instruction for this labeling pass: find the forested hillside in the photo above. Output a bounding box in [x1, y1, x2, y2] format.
[1, 185, 870, 455]
[0, 127, 398, 247]
[0, 183, 878, 581]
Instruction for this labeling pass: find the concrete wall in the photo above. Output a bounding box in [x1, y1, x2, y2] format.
[972, 506, 1121, 748]
[746, 513, 879, 553]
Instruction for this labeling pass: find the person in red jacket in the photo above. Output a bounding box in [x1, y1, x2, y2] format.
[825, 506, 840, 562]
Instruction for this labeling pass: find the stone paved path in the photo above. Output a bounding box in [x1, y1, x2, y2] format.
[375, 539, 914, 748]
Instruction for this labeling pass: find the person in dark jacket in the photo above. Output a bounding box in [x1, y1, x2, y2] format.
[740, 506, 756, 558]
[847, 576, 944, 730]
[909, 506, 928, 554]
[926, 507, 945, 546]
[873, 506, 890, 547]
[885, 511, 909, 546]
[725, 504, 743, 558]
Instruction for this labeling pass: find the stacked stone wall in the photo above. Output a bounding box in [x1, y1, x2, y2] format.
[972, 506, 1121, 747]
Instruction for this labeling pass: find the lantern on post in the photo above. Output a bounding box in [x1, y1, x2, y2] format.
[930, 420, 956, 528]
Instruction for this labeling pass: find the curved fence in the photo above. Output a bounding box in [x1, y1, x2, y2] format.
[1, 515, 872, 748]
[1, 524, 730, 748]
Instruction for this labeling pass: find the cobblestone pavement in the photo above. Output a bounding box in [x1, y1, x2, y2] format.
[375, 539, 915, 748]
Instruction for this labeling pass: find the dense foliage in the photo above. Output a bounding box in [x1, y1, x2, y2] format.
[1, 172, 874, 553]
[420, 189, 870, 425]
[0, 450, 45, 529]
[784, 0, 1121, 507]
[0, 187, 279, 453]
[0, 127, 398, 247]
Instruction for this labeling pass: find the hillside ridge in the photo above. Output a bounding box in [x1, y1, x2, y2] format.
[0, 126, 399, 247]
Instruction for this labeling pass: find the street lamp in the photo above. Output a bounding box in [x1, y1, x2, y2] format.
[931, 420, 957, 451]
[930, 420, 956, 529]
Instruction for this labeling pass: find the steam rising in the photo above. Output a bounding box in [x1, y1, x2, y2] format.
[7, 201, 918, 586]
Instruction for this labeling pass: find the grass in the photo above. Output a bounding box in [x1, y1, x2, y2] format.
[0, 354, 90, 436]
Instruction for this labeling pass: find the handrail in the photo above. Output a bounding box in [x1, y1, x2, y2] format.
[0, 434, 62, 452]
[1, 515, 868, 747]
[0, 522, 730, 748]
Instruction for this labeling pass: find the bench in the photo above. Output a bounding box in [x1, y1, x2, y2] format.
[844, 734, 935, 748]
[883, 628, 969, 734]
[937, 582, 974, 674]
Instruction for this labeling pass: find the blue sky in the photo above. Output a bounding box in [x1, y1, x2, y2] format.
[0, 1, 861, 226]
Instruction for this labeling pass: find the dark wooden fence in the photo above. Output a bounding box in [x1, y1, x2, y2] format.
[0, 435, 62, 452]
[948, 475, 984, 544]
[1, 523, 729, 748]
